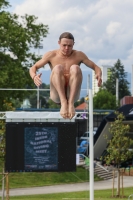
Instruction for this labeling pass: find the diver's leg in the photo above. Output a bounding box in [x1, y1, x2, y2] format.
[68, 65, 82, 119]
[50, 65, 68, 118]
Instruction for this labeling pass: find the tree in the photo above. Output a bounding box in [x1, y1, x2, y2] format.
[0, 100, 15, 199]
[28, 83, 50, 108]
[0, 0, 9, 8]
[40, 83, 50, 97]
[0, 0, 49, 110]
[0, 119, 5, 163]
[103, 111, 133, 197]
[102, 59, 131, 100]
[29, 93, 49, 108]
[93, 89, 116, 110]
[48, 99, 60, 109]
[0, 101, 15, 164]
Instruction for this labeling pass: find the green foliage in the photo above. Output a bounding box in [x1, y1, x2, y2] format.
[0, 119, 5, 162]
[0, 0, 49, 110]
[102, 59, 131, 100]
[93, 89, 116, 109]
[0, 0, 10, 9]
[103, 111, 133, 167]
[0, 100, 15, 163]
[48, 99, 60, 109]
[74, 97, 85, 107]
[28, 83, 50, 108]
[29, 93, 49, 108]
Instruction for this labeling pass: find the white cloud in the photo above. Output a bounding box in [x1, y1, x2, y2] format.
[8, 0, 133, 73]
[106, 21, 121, 37]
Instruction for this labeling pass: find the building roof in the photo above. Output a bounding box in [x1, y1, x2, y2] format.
[75, 102, 88, 110]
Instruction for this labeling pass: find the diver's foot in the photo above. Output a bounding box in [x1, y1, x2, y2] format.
[60, 101, 68, 119]
[68, 103, 75, 119]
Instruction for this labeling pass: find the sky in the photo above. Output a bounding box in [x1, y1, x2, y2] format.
[7, 0, 133, 74]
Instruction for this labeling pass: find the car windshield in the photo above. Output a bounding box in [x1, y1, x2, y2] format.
[82, 131, 96, 137]
[84, 132, 89, 137]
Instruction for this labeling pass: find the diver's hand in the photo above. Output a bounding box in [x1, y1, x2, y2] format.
[33, 73, 42, 87]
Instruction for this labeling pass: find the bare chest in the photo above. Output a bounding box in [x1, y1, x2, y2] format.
[49, 55, 82, 71]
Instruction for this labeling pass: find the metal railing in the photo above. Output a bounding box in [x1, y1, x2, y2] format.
[0, 88, 88, 109]
[128, 194, 133, 200]
[96, 162, 109, 172]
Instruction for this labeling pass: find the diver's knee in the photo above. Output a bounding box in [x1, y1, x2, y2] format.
[53, 64, 63, 72]
[70, 65, 82, 74]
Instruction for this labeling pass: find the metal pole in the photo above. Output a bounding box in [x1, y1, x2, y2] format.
[89, 89, 94, 200]
[0, 88, 87, 91]
[37, 46, 40, 109]
[37, 87, 39, 109]
[86, 74, 90, 156]
[116, 78, 119, 105]
[132, 65, 133, 96]
[87, 74, 90, 94]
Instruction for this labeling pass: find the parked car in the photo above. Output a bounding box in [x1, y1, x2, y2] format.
[80, 131, 96, 141]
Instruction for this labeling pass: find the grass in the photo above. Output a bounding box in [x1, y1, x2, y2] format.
[0, 165, 101, 189]
[8, 187, 133, 200]
[1, 161, 132, 199]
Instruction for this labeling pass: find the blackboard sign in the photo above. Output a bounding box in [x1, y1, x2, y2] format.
[5, 122, 77, 172]
[24, 127, 58, 171]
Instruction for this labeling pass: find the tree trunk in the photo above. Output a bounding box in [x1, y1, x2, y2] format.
[121, 170, 124, 197]
[112, 169, 115, 197]
[2, 167, 5, 200]
[6, 173, 9, 200]
[116, 169, 120, 197]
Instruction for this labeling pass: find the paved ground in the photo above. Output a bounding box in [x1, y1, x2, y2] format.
[0, 176, 133, 196]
